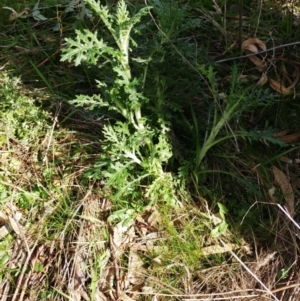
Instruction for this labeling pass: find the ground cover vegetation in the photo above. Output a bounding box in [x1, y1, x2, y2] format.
[1, 0, 300, 300]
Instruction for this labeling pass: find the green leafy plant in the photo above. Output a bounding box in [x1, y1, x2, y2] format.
[0, 73, 50, 145]
[61, 0, 178, 214]
[211, 202, 229, 238]
[277, 267, 291, 280]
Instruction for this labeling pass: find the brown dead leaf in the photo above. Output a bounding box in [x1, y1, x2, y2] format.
[269, 78, 292, 95]
[127, 250, 145, 285]
[241, 38, 267, 71]
[113, 222, 135, 257]
[255, 73, 268, 88]
[145, 208, 159, 229]
[273, 130, 300, 143]
[0, 209, 22, 239]
[272, 165, 294, 216]
[277, 132, 300, 143]
[8, 216, 21, 236]
[281, 60, 299, 89]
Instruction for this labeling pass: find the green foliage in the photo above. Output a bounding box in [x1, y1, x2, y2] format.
[61, 0, 178, 217]
[61, 0, 290, 220]
[154, 206, 207, 269]
[175, 63, 285, 191]
[211, 203, 229, 238]
[277, 267, 290, 280]
[0, 73, 50, 145]
[61, 0, 151, 129]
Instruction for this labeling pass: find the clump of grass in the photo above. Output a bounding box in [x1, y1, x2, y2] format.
[0, 70, 107, 300]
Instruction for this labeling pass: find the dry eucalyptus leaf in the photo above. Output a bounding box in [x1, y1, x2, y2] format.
[119, 292, 136, 301]
[269, 78, 292, 95]
[284, 63, 299, 89]
[0, 210, 22, 239]
[241, 38, 266, 52]
[244, 44, 258, 53]
[127, 250, 145, 285]
[146, 208, 159, 228]
[0, 211, 7, 224]
[272, 165, 294, 216]
[255, 73, 268, 87]
[113, 222, 134, 257]
[277, 132, 300, 143]
[241, 38, 267, 71]
[8, 216, 21, 236]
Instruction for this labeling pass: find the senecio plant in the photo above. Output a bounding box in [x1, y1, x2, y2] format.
[61, 0, 178, 219]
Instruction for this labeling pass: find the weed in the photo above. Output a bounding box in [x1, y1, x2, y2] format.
[61, 0, 180, 216]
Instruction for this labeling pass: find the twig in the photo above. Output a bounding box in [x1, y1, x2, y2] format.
[127, 282, 300, 298]
[238, 0, 243, 48]
[215, 41, 300, 64]
[277, 205, 300, 231]
[11, 240, 38, 301]
[42, 101, 61, 165]
[109, 232, 120, 299]
[0, 60, 10, 70]
[254, 0, 263, 37]
[219, 238, 280, 301]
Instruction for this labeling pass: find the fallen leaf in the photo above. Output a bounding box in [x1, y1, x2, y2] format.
[241, 38, 267, 71]
[255, 73, 268, 87]
[127, 250, 145, 285]
[272, 165, 294, 216]
[269, 78, 292, 95]
[277, 132, 300, 143]
[8, 216, 21, 236]
[281, 60, 299, 89]
[0, 209, 22, 239]
[113, 222, 134, 257]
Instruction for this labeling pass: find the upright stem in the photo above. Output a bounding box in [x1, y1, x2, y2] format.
[239, 0, 243, 49]
[197, 96, 243, 166]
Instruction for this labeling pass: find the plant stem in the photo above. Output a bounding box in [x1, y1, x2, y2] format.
[197, 96, 243, 166]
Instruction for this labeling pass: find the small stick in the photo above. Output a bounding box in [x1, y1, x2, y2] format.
[219, 238, 280, 301]
[238, 0, 243, 49]
[215, 41, 300, 64]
